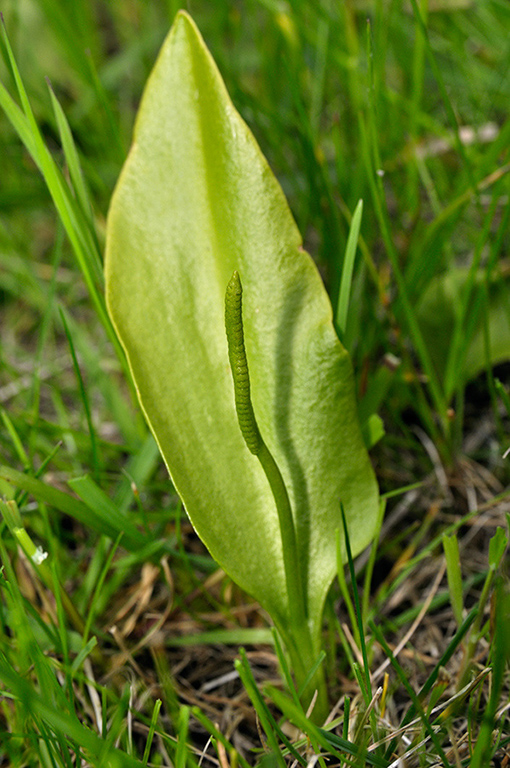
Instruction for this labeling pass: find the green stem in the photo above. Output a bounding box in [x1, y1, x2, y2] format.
[225, 271, 306, 627]
[279, 624, 329, 722]
[225, 271, 327, 719]
[256, 442, 306, 627]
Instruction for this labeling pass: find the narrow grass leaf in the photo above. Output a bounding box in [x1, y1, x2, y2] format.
[29, 227, 62, 452]
[168, 628, 275, 647]
[47, 80, 96, 231]
[67, 475, 146, 548]
[0, 499, 86, 633]
[60, 310, 100, 478]
[488, 527, 508, 570]
[0, 544, 60, 653]
[370, 622, 449, 768]
[0, 77, 38, 156]
[297, 650, 327, 704]
[309, 6, 330, 139]
[360, 413, 385, 450]
[266, 686, 389, 768]
[235, 650, 289, 768]
[62, 309, 142, 450]
[362, 498, 386, 624]
[335, 199, 363, 340]
[407, 162, 510, 294]
[0, 19, 127, 367]
[408, 0, 477, 195]
[442, 534, 464, 627]
[442, 201, 499, 399]
[85, 48, 125, 163]
[336, 529, 357, 642]
[380, 482, 424, 501]
[81, 533, 122, 645]
[461, 545, 503, 686]
[271, 627, 302, 708]
[379, 605, 477, 759]
[0, 656, 144, 767]
[470, 582, 510, 768]
[50, 559, 71, 692]
[175, 706, 190, 768]
[190, 708, 251, 768]
[70, 636, 98, 676]
[142, 699, 162, 767]
[113, 434, 160, 512]
[342, 696, 350, 741]
[1, 408, 30, 469]
[362, 124, 448, 434]
[0, 465, 148, 552]
[359, 46, 449, 434]
[0, 19, 102, 289]
[340, 503, 371, 703]
[496, 379, 510, 419]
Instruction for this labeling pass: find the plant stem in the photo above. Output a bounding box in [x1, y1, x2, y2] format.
[279, 624, 329, 722]
[225, 271, 328, 719]
[225, 271, 306, 628]
[257, 448, 329, 718]
[257, 443, 306, 629]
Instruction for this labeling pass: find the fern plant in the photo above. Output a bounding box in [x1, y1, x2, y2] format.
[105, 11, 379, 720]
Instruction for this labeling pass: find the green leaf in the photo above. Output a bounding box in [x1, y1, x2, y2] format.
[0, 465, 148, 553]
[0, 19, 134, 394]
[416, 266, 510, 387]
[442, 534, 464, 627]
[360, 412, 385, 450]
[264, 686, 390, 768]
[105, 11, 378, 671]
[488, 527, 508, 570]
[0, 656, 145, 767]
[47, 81, 94, 229]
[335, 198, 363, 340]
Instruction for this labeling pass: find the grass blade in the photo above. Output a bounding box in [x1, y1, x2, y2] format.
[60, 310, 100, 479]
[191, 708, 252, 768]
[0, 654, 145, 766]
[47, 79, 96, 231]
[142, 699, 162, 767]
[0, 18, 130, 373]
[380, 604, 478, 759]
[335, 199, 363, 341]
[266, 686, 389, 768]
[235, 649, 293, 768]
[0, 465, 149, 552]
[340, 502, 371, 704]
[370, 622, 450, 768]
[442, 534, 464, 627]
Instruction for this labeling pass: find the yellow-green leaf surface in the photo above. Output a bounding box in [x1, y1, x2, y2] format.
[105, 12, 378, 643]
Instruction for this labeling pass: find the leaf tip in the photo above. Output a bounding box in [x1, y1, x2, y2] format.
[173, 8, 199, 36]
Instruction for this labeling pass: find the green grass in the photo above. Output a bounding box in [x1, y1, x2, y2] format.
[1, 0, 509, 765]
